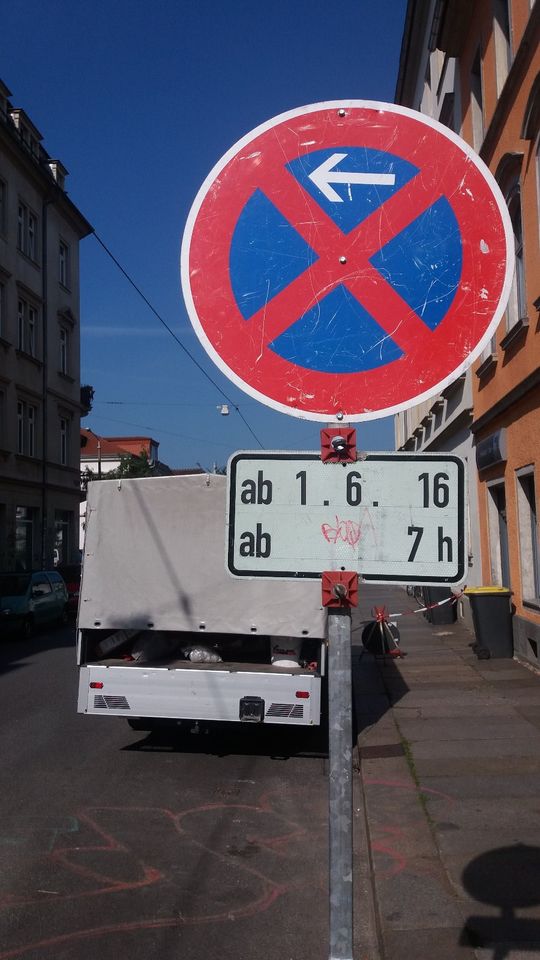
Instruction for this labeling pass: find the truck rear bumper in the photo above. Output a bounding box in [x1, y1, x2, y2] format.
[78, 663, 322, 725]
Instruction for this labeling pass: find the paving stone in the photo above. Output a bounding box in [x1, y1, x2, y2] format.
[383, 926, 476, 958]
[374, 856, 465, 930]
[409, 738, 540, 760]
[396, 718, 537, 742]
[398, 703, 515, 719]
[415, 757, 540, 778]
[418, 774, 540, 801]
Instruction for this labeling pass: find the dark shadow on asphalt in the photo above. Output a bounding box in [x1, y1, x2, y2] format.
[0, 622, 76, 674]
[123, 719, 330, 759]
[461, 844, 540, 958]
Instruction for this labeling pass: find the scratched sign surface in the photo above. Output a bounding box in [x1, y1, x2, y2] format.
[227, 452, 466, 583]
[181, 100, 513, 421]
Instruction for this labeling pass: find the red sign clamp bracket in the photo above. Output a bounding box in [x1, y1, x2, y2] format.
[320, 427, 357, 463]
[322, 571, 359, 607]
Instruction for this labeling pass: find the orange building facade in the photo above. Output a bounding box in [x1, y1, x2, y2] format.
[395, 0, 540, 662]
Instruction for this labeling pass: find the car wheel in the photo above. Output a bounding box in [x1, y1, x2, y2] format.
[21, 617, 34, 640]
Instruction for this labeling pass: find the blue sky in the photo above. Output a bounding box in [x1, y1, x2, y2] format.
[4, 0, 407, 469]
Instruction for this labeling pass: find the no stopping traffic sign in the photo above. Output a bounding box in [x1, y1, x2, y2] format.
[181, 101, 514, 421]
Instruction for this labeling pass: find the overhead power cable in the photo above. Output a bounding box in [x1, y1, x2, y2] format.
[91, 231, 265, 449]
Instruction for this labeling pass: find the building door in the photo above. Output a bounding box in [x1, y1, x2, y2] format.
[488, 483, 510, 587]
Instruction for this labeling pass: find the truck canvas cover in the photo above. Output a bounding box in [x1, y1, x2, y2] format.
[79, 473, 326, 638]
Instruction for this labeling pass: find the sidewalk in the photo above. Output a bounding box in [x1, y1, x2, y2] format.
[352, 584, 540, 960]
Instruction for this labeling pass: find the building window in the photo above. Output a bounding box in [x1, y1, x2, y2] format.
[0, 281, 4, 339]
[505, 179, 526, 331]
[15, 506, 37, 570]
[54, 510, 71, 565]
[17, 400, 36, 457]
[470, 50, 484, 153]
[0, 390, 4, 450]
[17, 201, 38, 261]
[17, 298, 37, 357]
[0, 178, 6, 234]
[517, 469, 540, 602]
[493, 0, 512, 96]
[487, 482, 511, 587]
[59, 240, 70, 288]
[439, 92, 455, 132]
[59, 326, 68, 374]
[60, 416, 69, 465]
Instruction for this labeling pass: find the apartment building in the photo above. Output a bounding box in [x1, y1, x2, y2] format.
[0, 80, 92, 571]
[394, 1, 540, 654]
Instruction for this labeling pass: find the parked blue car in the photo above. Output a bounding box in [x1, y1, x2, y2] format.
[0, 571, 68, 638]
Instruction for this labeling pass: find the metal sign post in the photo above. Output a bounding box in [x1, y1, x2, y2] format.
[321, 431, 359, 960]
[328, 601, 354, 960]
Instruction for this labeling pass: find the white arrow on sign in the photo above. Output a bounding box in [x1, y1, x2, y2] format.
[308, 152, 396, 202]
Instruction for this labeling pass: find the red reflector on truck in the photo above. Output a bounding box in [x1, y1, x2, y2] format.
[296, 691, 310, 699]
[90, 682, 104, 689]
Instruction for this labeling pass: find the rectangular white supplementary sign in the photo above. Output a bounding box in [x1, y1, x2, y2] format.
[226, 452, 467, 584]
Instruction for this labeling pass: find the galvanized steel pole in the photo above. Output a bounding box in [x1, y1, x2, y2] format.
[328, 605, 353, 960]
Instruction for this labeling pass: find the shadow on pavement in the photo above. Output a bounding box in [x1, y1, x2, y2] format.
[461, 844, 540, 957]
[0, 622, 76, 675]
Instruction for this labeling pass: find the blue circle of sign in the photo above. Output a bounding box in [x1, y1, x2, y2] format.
[229, 147, 462, 374]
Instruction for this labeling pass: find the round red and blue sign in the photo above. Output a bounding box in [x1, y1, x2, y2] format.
[181, 100, 514, 421]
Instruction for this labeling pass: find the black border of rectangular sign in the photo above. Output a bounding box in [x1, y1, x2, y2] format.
[227, 452, 466, 583]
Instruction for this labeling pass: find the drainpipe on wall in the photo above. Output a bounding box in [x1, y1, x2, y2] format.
[40, 198, 53, 570]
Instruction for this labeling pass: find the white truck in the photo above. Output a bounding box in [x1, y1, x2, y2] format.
[77, 473, 327, 728]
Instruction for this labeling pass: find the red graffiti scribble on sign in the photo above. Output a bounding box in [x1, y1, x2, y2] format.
[321, 516, 361, 548]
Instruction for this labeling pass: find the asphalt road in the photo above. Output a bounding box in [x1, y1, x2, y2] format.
[0, 624, 346, 960]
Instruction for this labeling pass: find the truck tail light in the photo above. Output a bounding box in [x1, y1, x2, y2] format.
[296, 691, 310, 699]
[90, 681, 104, 689]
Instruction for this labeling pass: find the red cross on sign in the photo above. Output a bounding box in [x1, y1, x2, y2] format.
[181, 100, 514, 421]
